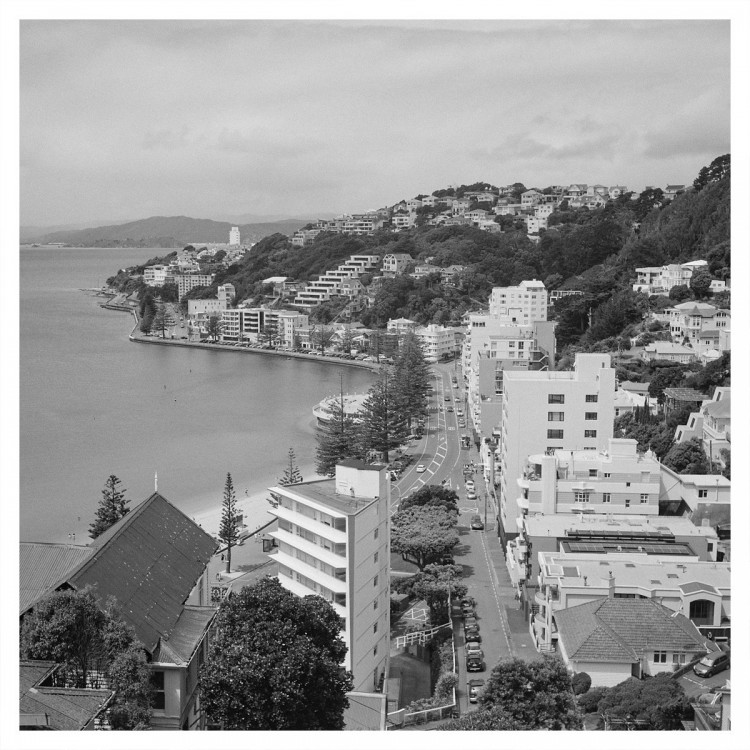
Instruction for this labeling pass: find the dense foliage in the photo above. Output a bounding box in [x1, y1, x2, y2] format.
[21, 589, 152, 729]
[218, 473, 239, 574]
[199, 577, 352, 729]
[391, 505, 459, 571]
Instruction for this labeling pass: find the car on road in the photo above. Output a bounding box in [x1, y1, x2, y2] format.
[416, 464, 426, 473]
[693, 650, 730, 677]
[458, 421, 466, 428]
[444, 394, 451, 401]
[466, 655, 484, 672]
[470, 515, 484, 530]
[465, 629, 482, 644]
[465, 642, 483, 657]
[468, 679, 485, 703]
[461, 596, 476, 608]
[465, 479, 475, 490]
[461, 599, 475, 615]
[454, 395, 461, 402]
[447, 406, 454, 412]
[464, 615, 479, 631]
[467, 489, 477, 500]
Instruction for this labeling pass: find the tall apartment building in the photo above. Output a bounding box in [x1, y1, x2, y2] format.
[293, 255, 380, 310]
[414, 324, 456, 362]
[229, 226, 240, 246]
[497, 354, 616, 544]
[143, 265, 169, 286]
[175, 273, 215, 300]
[488, 280, 548, 323]
[220, 307, 307, 345]
[186, 283, 235, 319]
[267, 461, 391, 692]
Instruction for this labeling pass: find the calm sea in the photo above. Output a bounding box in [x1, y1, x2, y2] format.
[20, 247, 374, 542]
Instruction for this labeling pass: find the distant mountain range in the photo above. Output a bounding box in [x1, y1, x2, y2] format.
[21, 215, 314, 247]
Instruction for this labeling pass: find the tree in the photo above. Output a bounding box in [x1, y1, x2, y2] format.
[391, 505, 459, 570]
[689, 268, 713, 299]
[662, 438, 711, 474]
[219, 473, 240, 573]
[206, 314, 223, 342]
[90, 475, 129, 539]
[199, 577, 353, 729]
[391, 332, 431, 431]
[279, 447, 303, 486]
[258, 319, 279, 348]
[597, 673, 690, 730]
[310, 324, 335, 354]
[668, 284, 692, 302]
[571, 672, 592, 695]
[475, 656, 582, 730]
[438, 706, 526, 731]
[358, 372, 409, 463]
[648, 365, 686, 404]
[20, 589, 152, 729]
[315, 391, 362, 477]
[397, 563, 466, 624]
[399, 485, 459, 514]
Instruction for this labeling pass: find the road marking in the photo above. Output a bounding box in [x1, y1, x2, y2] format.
[459, 506, 479, 513]
[478, 531, 514, 657]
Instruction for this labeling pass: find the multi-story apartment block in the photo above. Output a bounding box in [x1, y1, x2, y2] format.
[488, 280, 548, 323]
[175, 273, 215, 300]
[516, 438, 661, 519]
[405, 198, 422, 212]
[267, 460, 391, 693]
[524, 216, 547, 234]
[386, 317, 417, 335]
[186, 283, 235, 319]
[391, 214, 415, 230]
[229, 226, 240, 246]
[293, 255, 380, 310]
[659, 464, 730, 530]
[633, 259, 709, 294]
[497, 354, 616, 544]
[414, 324, 456, 362]
[144, 265, 169, 286]
[291, 228, 324, 247]
[534, 203, 555, 219]
[531, 551, 730, 655]
[494, 202, 523, 216]
[219, 307, 308, 345]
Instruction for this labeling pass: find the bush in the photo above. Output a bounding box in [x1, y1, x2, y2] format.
[435, 672, 459, 701]
[571, 672, 592, 695]
[577, 686, 609, 713]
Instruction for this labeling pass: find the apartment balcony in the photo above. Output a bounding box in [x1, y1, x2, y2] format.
[534, 591, 548, 609]
[271, 549, 347, 594]
[272, 505, 347, 544]
[279, 576, 348, 620]
[269, 527, 346, 569]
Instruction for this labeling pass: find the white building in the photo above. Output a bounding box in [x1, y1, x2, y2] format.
[497, 354, 616, 544]
[143, 265, 169, 286]
[488, 280, 548, 323]
[632, 259, 709, 294]
[267, 461, 391, 692]
[381, 254, 413, 276]
[414, 324, 456, 362]
[516, 438, 661, 518]
[229, 226, 240, 246]
[641, 342, 697, 364]
[175, 273, 215, 300]
[666, 302, 730, 350]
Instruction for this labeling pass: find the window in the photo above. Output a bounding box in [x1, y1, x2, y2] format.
[653, 651, 667, 663]
[373, 598, 379, 611]
[151, 671, 166, 710]
[374, 551, 379, 564]
[373, 575, 379, 587]
[698, 489, 708, 499]
[374, 527, 379, 540]
[589, 469, 598, 478]
[672, 653, 687, 665]
[625, 498, 631, 508]
[584, 430, 597, 438]
[548, 412, 564, 421]
[547, 429, 564, 439]
[373, 645, 378, 657]
[640, 494, 649, 503]
[373, 622, 378, 634]
[584, 412, 598, 420]
[602, 493, 611, 503]
[548, 394, 565, 404]
[574, 491, 590, 503]
[625, 482, 631, 487]
[585, 395, 598, 403]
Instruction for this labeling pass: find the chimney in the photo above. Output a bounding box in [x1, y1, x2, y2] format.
[608, 571, 615, 599]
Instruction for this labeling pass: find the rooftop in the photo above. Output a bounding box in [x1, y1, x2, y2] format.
[524, 513, 717, 539]
[270, 477, 381, 517]
[554, 597, 710, 664]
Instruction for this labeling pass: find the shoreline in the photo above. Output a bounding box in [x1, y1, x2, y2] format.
[87, 288, 373, 538]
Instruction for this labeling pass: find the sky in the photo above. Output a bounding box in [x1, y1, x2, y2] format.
[19, 17, 732, 227]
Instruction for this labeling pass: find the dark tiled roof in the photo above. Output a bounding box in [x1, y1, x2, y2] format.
[65, 493, 217, 653]
[664, 388, 708, 402]
[151, 606, 217, 665]
[20, 661, 113, 731]
[679, 581, 720, 596]
[19, 543, 93, 614]
[555, 597, 709, 663]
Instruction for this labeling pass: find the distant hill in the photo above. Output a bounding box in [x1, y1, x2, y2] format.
[21, 220, 133, 242]
[34, 215, 312, 248]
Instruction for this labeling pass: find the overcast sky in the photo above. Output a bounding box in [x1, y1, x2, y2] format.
[20, 19, 730, 226]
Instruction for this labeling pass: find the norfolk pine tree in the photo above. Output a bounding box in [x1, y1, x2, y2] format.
[359, 372, 408, 463]
[392, 331, 431, 431]
[315, 380, 362, 476]
[219, 473, 240, 573]
[90, 475, 129, 539]
[279, 447, 303, 485]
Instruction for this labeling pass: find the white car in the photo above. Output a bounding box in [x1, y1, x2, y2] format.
[467, 489, 477, 500]
[416, 464, 426, 473]
[465, 480, 475, 491]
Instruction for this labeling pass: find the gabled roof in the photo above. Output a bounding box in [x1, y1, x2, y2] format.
[19, 543, 94, 614]
[20, 661, 113, 731]
[555, 597, 709, 664]
[22, 493, 217, 654]
[150, 606, 217, 665]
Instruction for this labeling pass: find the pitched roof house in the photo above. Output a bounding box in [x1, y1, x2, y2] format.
[20, 493, 219, 730]
[554, 596, 714, 687]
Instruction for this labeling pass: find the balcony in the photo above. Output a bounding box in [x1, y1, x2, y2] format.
[271, 549, 347, 594]
[272, 505, 347, 544]
[535, 591, 548, 608]
[270, 528, 346, 569]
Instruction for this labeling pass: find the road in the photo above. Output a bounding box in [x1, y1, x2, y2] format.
[391, 362, 520, 715]
[678, 667, 731, 699]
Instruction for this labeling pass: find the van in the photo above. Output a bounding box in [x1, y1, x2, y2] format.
[693, 650, 730, 677]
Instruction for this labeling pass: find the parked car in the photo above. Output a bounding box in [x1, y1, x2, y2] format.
[470, 515, 484, 530]
[447, 406, 454, 412]
[461, 596, 476, 608]
[461, 599, 475, 614]
[416, 464, 426, 473]
[444, 394, 451, 401]
[467, 489, 477, 500]
[465, 629, 482, 644]
[693, 650, 730, 677]
[466, 655, 484, 672]
[464, 616, 479, 631]
[465, 479, 475, 490]
[468, 679, 485, 703]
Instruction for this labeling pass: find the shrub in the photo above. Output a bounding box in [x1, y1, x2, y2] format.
[435, 672, 459, 701]
[571, 672, 592, 695]
[577, 686, 609, 713]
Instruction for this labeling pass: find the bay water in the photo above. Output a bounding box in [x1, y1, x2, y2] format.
[20, 247, 375, 542]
